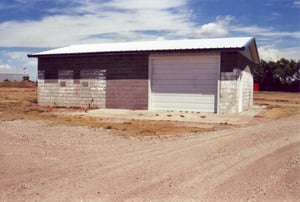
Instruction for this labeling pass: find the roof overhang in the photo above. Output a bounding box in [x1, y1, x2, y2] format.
[28, 37, 260, 64]
[239, 38, 260, 64]
[28, 48, 245, 58]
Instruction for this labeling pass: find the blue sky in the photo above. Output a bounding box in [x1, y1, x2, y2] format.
[0, 0, 299, 80]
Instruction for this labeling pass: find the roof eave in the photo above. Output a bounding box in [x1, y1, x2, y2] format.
[27, 47, 245, 58]
[27, 54, 36, 58]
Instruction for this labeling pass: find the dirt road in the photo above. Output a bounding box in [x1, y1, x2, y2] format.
[0, 115, 299, 201]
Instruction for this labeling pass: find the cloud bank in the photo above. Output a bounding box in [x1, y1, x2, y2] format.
[0, 0, 299, 81]
[2, 0, 299, 49]
[0, 0, 195, 47]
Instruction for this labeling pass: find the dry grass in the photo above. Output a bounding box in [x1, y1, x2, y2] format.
[0, 87, 40, 120]
[0, 83, 211, 136]
[49, 115, 210, 137]
[0, 80, 37, 88]
[2, 82, 299, 136]
[254, 91, 300, 119]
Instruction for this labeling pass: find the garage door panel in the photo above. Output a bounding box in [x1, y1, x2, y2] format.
[150, 55, 219, 112]
[152, 73, 217, 80]
[151, 103, 215, 112]
[153, 57, 219, 65]
[152, 79, 217, 86]
[153, 60, 218, 65]
[151, 94, 215, 103]
[152, 85, 217, 94]
[153, 64, 217, 71]
[153, 64, 218, 71]
[153, 68, 218, 74]
[152, 79, 215, 84]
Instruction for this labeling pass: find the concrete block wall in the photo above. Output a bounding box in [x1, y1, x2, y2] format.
[38, 69, 106, 108]
[240, 66, 253, 111]
[219, 52, 254, 113]
[37, 54, 148, 110]
[106, 80, 148, 109]
[219, 71, 240, 113]
[219, 68, 253, 113]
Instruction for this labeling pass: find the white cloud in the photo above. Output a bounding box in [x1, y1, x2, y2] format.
[1, 0, 299, 48]
[0, 63, 13, 69]
[293, 0, 300, 8]
[258, 45, 300, 61]
[194, 16, 233, 38]
[0, 51, 37, 80]
[0, 0, 194, 48]
[194, 16, 300, 42]
[48, 0, 188, 14]
[0, 58, 12, 69]
[103, 0, 187, 10]
[231, 24, 300, 39]
[231, 25, 270, 35]
[262, 31, 300, 38]
[258, 46, 281, 61]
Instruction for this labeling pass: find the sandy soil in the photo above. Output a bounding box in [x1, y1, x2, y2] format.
[0, 114, 299, 201]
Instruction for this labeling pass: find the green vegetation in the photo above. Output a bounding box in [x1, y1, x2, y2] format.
[254, 58, 300, 92]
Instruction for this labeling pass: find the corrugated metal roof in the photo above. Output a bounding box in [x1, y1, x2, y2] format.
[29, 37, 254, 56]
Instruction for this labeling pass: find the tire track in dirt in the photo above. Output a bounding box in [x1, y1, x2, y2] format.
[7, 130, 234, 200]
[109, 115, 300, 200]
[2, 122, 243, 200]
[1, 115, 299, 201]
[207, 140, 300, 201]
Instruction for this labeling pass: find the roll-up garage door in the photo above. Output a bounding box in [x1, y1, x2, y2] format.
[150, 55, 219, 112]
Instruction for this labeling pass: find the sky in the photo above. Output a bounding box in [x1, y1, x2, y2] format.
[0, 0, 299, 80]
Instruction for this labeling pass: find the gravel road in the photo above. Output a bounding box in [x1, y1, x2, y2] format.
[0, 114, 299, 201]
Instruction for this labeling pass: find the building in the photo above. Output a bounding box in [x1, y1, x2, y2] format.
[28, 37, 259, 113]
[0, 69, 29, 81]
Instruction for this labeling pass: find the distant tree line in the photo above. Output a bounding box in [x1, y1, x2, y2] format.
[253, 58, 300, 92]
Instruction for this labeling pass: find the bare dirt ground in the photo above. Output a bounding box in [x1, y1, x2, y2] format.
[1, 114, 299, 201]
[0, 84, 299, 201]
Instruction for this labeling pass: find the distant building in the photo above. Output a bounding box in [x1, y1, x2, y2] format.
[0, 69, 29, 81]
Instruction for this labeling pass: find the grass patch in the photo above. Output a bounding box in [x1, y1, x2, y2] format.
[45, 115, 213, 137]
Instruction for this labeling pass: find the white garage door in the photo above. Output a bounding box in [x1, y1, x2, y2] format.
[150, 55, 219, 112]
